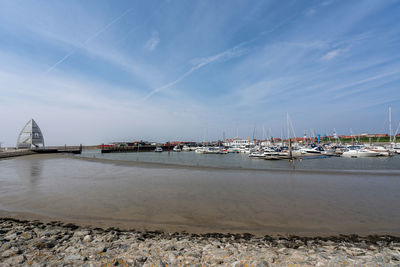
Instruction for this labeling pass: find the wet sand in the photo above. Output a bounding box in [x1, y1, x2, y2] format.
[0, 154, 400, 236]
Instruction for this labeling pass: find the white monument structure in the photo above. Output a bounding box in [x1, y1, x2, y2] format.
[16, 119, 45, 149]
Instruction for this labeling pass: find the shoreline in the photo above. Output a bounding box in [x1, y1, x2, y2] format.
[6, 153, 400, 177]
[2, 208, 400, 238]
[1, 217, 400, 266]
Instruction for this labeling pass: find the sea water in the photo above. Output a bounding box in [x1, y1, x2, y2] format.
[0, 152, 399, 235]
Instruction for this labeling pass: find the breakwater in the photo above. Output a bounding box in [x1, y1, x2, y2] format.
[1, 218, 400, 266]
[0, 150, 35, 159]
[101, 144, 175, 153]
[0, 146, 81, 159]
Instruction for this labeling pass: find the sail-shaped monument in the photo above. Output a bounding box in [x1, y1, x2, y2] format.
[16, 119, 45, 149]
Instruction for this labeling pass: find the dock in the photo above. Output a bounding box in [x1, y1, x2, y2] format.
[0, 146, 82, 159]
[0, 149, 36, 159]
[101, 144, 175, 153]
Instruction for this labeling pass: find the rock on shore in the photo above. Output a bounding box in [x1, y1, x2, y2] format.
[1, 218, 400, 266]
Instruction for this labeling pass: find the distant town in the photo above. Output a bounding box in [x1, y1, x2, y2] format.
[103, 132, 399, 149]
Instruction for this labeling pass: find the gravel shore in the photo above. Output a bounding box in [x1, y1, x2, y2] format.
[1, 218, 400, 266]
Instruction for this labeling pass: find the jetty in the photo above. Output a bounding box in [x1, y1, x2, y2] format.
[0, 146, 82, 159]
[100, 144, 175, 153]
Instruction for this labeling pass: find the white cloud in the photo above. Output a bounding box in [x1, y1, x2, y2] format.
[321, 49, 341, 60]
[321, 0, 334, 6]
[145, 31, 160, 51]
[305, 9, 316, 17]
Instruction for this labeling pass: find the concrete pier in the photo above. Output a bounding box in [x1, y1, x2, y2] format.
[101, 144, 175, 153]
[0, 146, 82, 159]
[0, 150, 35, 159]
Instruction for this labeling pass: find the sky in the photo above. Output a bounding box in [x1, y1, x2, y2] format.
[0, 0, 400, 146]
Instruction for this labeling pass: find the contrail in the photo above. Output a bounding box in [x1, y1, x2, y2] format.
[45, 8, 133, 74]
[143, 45, 247, 100]
[143, 12, 299, 100]
[45, 49, 77, 74]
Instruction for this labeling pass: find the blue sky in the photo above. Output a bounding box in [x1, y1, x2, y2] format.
[1, 0, 400, 146]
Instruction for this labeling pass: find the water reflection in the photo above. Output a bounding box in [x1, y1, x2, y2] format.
[16, 158, 43, 185]
[80, 151, 400, 171]
[1, 154, 400, 234]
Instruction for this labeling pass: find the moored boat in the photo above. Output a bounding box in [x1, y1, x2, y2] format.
[182, 145, 191, 152]
[342, 146, 380, 158]
[173, 145, 182, 152]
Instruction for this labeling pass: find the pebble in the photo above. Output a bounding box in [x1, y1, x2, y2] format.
[4, 255, 25, 265]
[65, 254, 83, 261]
[1, 247, 21, 257]
[83, 234, 93, 243]
[0, 218, 400, 266]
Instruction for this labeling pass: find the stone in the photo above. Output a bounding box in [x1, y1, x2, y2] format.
[168, 254, 178, 265]
[83, 235, 93, 243]
[4, 255, 26, 265]
[74, 230, 91, 238]
[65, 254, 83, 261]
[20, 232, 33, 240]
[0, 243, 11, 252]
[96, 244, 107, 252]
[256, 260, 269, 267]
[1, 247, 21, 257]
[4, 233, 17, 241]
[65, 246, 80, 254]
[1, 218, 399, 266]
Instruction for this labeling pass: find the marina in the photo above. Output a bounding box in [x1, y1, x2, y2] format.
[79, 148, 400, 171]
[1, 1, 400, 265]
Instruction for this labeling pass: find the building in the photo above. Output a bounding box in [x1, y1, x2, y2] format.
[16, 119, 45, 149]
[223, 138, 255, 148]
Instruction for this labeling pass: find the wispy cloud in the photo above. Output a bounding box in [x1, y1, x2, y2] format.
[305, 9, 316, 17]
[144, 44, 247, 100]
[145, 31, 160, 51]
[321, 49, 342, 60]
[321, 0, 334, 6]
[45, 8, 133, 74]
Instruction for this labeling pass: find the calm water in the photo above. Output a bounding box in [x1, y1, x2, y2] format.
[80, 149, 400, 171]
[0, 152, 399, 235]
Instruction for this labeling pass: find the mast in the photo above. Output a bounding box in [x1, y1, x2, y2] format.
[262, 125, 265, 141]
[389, 106, 392, 144]
[286, 113, 290, 143]
[287, 112, 292, 158]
